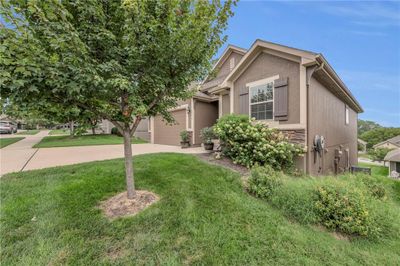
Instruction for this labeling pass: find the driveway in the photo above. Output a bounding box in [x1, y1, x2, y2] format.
[1, 133, 206, 176]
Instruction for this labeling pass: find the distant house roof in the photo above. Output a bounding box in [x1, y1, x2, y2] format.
[384, 149, 400, 162]
[373, 135, 400, 148]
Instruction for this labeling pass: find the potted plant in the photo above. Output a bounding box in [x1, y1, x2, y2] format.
[200, 127, 215, 150]
[180, 130, 190, 148]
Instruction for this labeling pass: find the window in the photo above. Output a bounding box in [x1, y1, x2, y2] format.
[345, 105, 349, 125]
[250, 82, 273, 120]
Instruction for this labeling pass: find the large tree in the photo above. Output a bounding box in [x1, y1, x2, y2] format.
[358, 119, 382, 136]
[0, 0, 236, 198]
[360, 127, 400, 149]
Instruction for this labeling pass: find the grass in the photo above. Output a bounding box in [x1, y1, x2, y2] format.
[0, 137, 24, 148]
[358, 162, 389, 177]
[49, 129, 69, 135]
[358, 153, 372, 159]
[33, 134, 147, 148]
[1, 153, 399, 265]
[15, 130, 40, 135]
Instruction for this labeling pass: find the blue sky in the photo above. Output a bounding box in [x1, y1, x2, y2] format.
[218, 0, 400, 127]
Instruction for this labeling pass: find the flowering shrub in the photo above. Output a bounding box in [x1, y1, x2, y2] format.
[213, 114, 304, 169]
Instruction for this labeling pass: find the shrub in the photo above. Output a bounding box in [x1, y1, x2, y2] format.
[200, 127, 215, 144]
[314, 183, 375, 236]
[356, 174, 387, 200]
[248, 165, 283, 199]
[111, 127, 122, 136]
[213, 114, 304, 169]
[180, 130, 190, 142]
[368, 148, 392, 162]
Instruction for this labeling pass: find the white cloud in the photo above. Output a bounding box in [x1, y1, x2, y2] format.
[339, 70, 400, 93]
[319, 2, 400, 24]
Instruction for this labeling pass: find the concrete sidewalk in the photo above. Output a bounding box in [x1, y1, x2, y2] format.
[0, 130, 49, 175]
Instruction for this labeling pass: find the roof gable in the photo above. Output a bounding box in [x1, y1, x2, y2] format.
[218, 39, 362, 113]
[374, 135, 400, 148]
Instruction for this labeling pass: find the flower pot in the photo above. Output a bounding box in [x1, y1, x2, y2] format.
[204, 142, 214, 150]
[180, 141, 190, 149]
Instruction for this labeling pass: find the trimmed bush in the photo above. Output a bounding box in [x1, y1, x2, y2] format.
[214, 114, 304, 169]
[254, 173, 399, 239]
[200, 127, 215, 144]
[248, 165, 283, 199]
[111, 127, 122, 136]
[180, 130, 190, 142]
[314, 183, 375, 237]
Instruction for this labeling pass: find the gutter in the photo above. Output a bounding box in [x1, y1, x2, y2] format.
[305, 63, 324, 174]
[315, 54, 363, 113]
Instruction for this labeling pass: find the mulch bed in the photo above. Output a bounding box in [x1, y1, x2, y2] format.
[99, 190, 159, 220]
[196, 153, 250, 176]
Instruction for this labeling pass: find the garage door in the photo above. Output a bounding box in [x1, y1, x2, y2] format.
[154, 109, 187, 145]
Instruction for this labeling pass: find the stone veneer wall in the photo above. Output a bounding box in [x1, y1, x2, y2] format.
[279, 129, 306, 145]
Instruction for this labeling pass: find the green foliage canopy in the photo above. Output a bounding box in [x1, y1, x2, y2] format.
[358, 119, 382, 136]
[0, 0, 235, 133]
[360, 127, 400, 149]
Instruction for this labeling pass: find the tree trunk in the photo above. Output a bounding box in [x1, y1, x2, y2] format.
[69, 121, 74, 136]
[92, 126, 96, 135]
[123, 130, 136, 199]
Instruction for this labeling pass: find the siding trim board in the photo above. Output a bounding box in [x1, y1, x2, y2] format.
[273, 77, 288, 121]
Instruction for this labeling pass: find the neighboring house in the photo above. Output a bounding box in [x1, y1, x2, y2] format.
[358, 138, 367, 153]
[373, 135, 400, 150]
[384, 149, 400, 177]
[150, 39, 363, 175]
[100, 119, 150, 141]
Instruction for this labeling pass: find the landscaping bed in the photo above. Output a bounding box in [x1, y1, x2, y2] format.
[33, 134, 146, 148]
[0, 137, 24, 148]
[1, 153, 399, 265]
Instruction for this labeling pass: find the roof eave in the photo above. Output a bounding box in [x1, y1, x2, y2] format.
[315, 54, 363, 113]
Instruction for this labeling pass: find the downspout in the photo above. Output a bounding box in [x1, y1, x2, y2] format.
[305, 61, 324, 174]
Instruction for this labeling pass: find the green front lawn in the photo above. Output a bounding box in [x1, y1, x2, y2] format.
[15, 130, 40, 135]
[34, 134, 147, 148]
[0, 137, 24, 148]
[1, 154, 399, 265]
[358, 162, 389, 177]
[49, 129, 69, 135]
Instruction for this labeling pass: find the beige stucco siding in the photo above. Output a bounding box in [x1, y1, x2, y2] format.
[374, 142, 399, 150]
[307, 77, 358, 175]
[233, 52, 301, 124]
[194, 101, 218, 144]
[154, 109, 187, 146]
[216, 51, 244, 78]
[221, 94, 230, 116]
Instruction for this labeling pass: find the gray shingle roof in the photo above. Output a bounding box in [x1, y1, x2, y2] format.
[384, 149, 400, 162]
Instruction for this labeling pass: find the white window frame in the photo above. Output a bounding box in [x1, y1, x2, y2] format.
[345, 105, 349, 125]
[247, 75, 278, 121]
